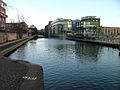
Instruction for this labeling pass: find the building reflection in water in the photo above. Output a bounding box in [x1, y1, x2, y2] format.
[52, 40, 103, 63]
[75, 42, 103, 63]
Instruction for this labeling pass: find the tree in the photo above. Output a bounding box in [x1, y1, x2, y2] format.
[29, 25, 38, 35]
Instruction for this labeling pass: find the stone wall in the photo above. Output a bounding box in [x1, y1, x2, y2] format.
[0, 31, 7, 43]
[0, 31, 17, 43]
[0, 31, 30, 44]
[7, 32, 17, 41]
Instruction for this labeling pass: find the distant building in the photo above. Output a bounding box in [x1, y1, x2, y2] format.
[6, 22, 28, 32]
[0, 0, 7, 30]
[51, 18, 72, 37]
[72, 19, 81, 33]
[44, 21, 52, 38]
[80, 16, 100, 36]
[38, 29, 44, 35]
[29, 25, 38, 36]
[101, 26, 120, 36]
[6, 22, 29, 39]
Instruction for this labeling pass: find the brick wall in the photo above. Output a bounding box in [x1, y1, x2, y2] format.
[0, 31, 7, 43]
[7, 32, 17, 41]
[0, 31, 17, 43]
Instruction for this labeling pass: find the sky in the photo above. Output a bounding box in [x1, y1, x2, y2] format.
[4, 0, 120, 29]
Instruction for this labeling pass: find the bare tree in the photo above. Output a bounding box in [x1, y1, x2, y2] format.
[5, 2, 28, 39]
[10, 19, 15, 23]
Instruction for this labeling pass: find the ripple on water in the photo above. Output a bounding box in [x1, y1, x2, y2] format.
[10, 38, 120, 90]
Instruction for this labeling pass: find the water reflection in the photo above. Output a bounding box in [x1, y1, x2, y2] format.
[10, 40, 38, 60]
[75, 42, 103, 63]
[53, 41, 103, 63]
[9, 38, 120, 90]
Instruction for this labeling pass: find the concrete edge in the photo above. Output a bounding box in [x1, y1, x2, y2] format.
[66, 36, 120, 48]
[0, 55, 44, 90]
[19, 61, 44, 90]
[0, 36, 35, 56]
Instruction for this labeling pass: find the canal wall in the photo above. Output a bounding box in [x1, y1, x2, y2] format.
[0, 56, 44, 90]
[0, 31, 17, 44]
[0, 35, 44, 90]
[0, 36, 35, 56]
[66, 36, 120, 48]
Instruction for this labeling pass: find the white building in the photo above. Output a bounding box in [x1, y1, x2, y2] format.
[51, 18, 72, 37]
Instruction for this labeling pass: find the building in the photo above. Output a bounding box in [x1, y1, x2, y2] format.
[38, 29, 44, 35]
[44, 21, 52, 38]
[29, 25, 38, 36]
[6, 22, 29, 39]
[101, 26, 120, 36]
[72, 19, 81, 33]
[80, 16, 100, 36]
[0, 0, 8, 43]
[0, 0, 7, 30]
[51, 18, 72, 37]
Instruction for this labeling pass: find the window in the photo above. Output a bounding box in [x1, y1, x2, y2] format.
[84, 22, 86, 25]
[68, 21, 70, 25]
[87, 22, 90, 25]
[3, 18, 5, 22]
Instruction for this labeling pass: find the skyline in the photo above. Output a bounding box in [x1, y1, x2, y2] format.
[4, 0, 120, 29]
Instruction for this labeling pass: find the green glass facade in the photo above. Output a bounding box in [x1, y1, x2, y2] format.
[80, 16, 100, 36]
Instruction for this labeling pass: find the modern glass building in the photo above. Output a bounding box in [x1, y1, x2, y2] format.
[80, 16, 100, 36]
[51, 18, 72, 37]
[72, 19, 81, 33]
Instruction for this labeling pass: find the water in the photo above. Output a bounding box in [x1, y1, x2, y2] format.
[9, 38, 120, 90]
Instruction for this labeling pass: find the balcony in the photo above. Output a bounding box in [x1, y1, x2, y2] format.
[0, 6, 7, 18]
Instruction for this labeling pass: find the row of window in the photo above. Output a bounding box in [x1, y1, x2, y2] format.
[81, 20, 98, 24]
[102, 28, 120, 35]
[0, 6, 5, 13]
[0, 17, 5, 22]
[67, 21, 72, 25]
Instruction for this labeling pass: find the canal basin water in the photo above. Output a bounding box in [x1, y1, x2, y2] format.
[9, 38, 120, 90]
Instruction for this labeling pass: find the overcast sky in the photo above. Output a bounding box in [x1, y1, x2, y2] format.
[4, 0, 120, 29]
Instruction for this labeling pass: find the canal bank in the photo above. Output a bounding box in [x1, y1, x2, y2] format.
[0, 36, 44, 90]
[0, 35, 36, 56]
[66, 36, 120, 48]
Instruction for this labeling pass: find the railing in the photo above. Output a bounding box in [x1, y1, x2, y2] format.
[93, 35, 120, 44]
[67, 33, 120, 45]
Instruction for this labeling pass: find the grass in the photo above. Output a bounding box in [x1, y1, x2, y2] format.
[0, 38, 27, 52]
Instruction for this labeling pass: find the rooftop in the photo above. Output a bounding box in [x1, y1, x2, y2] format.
[81, 16, 100, 20]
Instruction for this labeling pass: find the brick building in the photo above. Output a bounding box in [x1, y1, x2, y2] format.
[6, 22, 29, 39]
[0, 0, 8, 43]
[101, 26, 120, 36]
[0, 0, 7, 30]
[0, 1, 29, 43]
